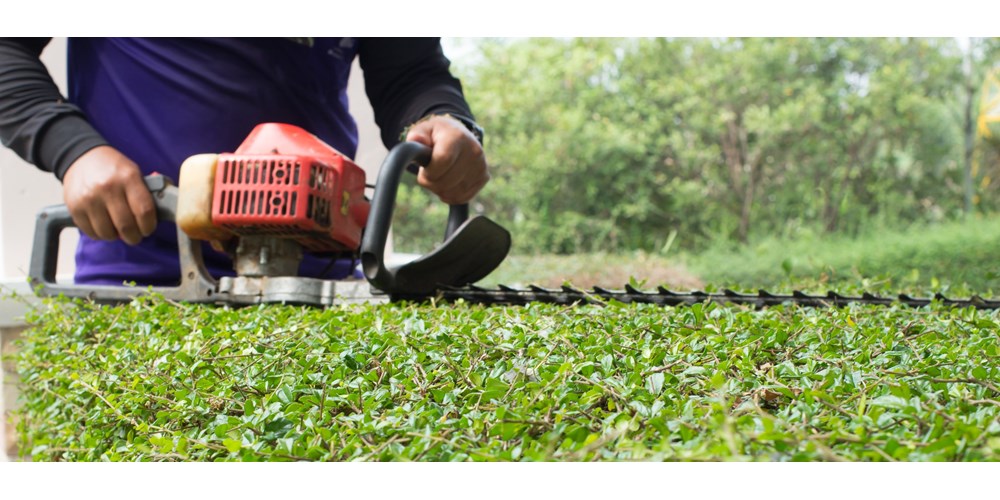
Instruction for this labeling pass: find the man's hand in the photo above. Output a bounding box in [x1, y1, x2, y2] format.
[62, 146, 157, 245]
[404, 115, 489, 205]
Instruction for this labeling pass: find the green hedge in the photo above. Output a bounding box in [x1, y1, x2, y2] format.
[11, 295, 1000, 461]
[687, 217, 1000, 291]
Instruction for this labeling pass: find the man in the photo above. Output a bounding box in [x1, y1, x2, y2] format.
[0, 37, 488, 285]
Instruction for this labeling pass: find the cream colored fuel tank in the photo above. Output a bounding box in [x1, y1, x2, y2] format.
[176, 153, 233, 242]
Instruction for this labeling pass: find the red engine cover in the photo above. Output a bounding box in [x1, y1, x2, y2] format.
[211, 123, 370, 253]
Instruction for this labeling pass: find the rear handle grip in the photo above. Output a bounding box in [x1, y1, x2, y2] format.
[27, 175, 218, 303]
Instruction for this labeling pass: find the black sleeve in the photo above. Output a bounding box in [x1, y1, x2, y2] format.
[0, 37, 108, 180]
[357, 38, 476, 148]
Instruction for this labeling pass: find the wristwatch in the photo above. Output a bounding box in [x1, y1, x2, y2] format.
[446, 113, 485, 145]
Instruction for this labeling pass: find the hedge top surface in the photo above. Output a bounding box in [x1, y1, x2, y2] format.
[12, 295, 1000, 461]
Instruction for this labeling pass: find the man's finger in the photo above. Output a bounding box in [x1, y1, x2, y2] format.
[86, 203, 120, 241]
[105, 188, 143, 245]
[418, 154, 465, 193]
[125, 179, 158, 237]
[436, 172, 490, 205]
[421, 138, 462, 183]
[456, 172, 491, 204]
[70, 209, 97, 242]
[404, 122, 433, 147]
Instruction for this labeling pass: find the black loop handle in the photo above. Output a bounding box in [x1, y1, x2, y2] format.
[360, 142, 469, 289]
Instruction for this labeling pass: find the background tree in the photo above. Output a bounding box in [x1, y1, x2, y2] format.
[394, 38, 1000, 256]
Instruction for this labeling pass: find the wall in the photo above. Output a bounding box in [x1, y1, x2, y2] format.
[0, 39, 74, 286]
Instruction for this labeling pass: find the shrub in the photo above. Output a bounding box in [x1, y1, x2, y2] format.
[12, 295, 1000, 461]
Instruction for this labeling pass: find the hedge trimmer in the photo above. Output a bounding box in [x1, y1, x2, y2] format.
[29, 123, 1000, 310]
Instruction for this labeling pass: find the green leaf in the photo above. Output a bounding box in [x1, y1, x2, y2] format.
[342, 352, 360, 371]
[645, 373, 665, 395]
[709, 371, 726, 389]
[223, 439, 242, 453]
[680, 366, 706, 377]
[650, 400, 665, 415]
[244, 397, 258, 416]
[781, 259, 793, 276]
[600, 354, 614, 372]
[629, 401, 650, 417]
[869, 395, 909, 411]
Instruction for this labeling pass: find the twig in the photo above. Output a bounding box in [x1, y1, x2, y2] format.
[969, 399, 1000, 408]
[928, 378, 1000, 395]
[75, 380, 141, 428]
[641, 360, 682, 376]
[202, 353, 262, 362]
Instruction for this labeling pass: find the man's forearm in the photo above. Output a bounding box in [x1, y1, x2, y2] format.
[0, 37, 107, 180]
[358, 38, 478, 149]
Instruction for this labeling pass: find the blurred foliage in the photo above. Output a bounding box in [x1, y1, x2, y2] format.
[685, 214, 1000, 293]
[471, 215, 1000, 294]
[396, 37, 1000, 256]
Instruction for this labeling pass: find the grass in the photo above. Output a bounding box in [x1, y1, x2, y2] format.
[683, 216, 1000, 293]
[483, 216, 1000, 296]
[480, 252, 703, 289]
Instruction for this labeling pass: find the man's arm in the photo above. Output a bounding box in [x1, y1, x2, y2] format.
[358, 38, 489, 205]
[0, 38, 155, 245]
[358, 37, 477, 147]
[0, 37, 108, 179]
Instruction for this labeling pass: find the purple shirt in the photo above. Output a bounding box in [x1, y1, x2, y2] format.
[67, 38, 362, 285]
